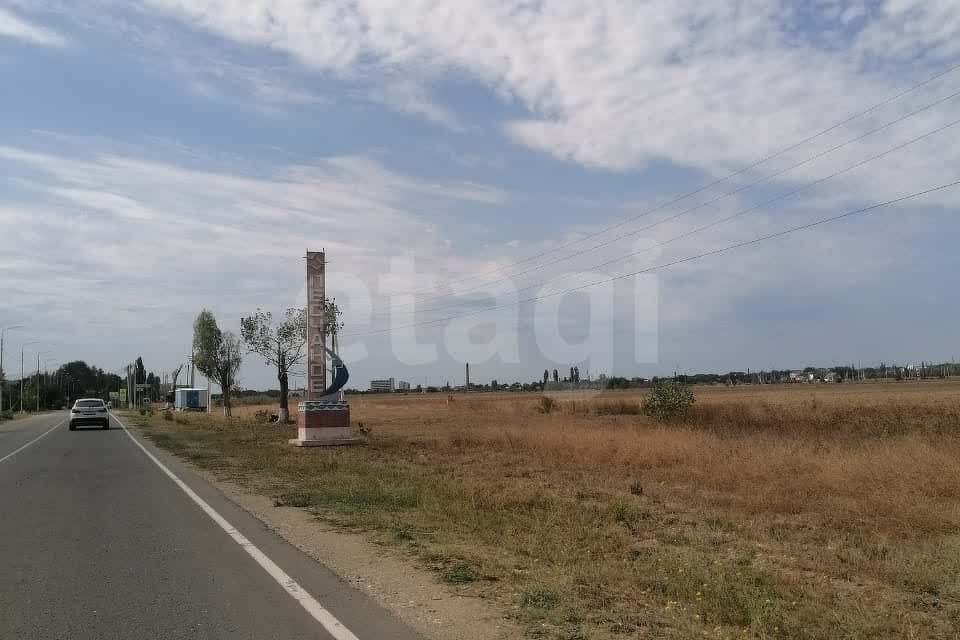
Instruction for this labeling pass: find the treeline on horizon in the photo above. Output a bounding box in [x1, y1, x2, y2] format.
[5, 359, 958, 412]
[1, 361, 123, 413]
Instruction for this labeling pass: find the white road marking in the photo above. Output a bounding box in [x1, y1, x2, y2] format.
[0, 417, 67, 464]
[112, 414, 361, 640]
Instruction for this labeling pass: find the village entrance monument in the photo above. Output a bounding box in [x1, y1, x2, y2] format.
[290, 250, 357, 446]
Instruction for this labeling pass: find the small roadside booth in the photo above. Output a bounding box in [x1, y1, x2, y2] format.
[174, 388, 209, 412]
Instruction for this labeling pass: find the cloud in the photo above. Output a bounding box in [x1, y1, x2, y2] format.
[0, 138, 520, 381]
[0, 141, 510, 320]
[0, 8, 67, 46]
[368, 79, 465, 131]
[135, 0, 960, 201]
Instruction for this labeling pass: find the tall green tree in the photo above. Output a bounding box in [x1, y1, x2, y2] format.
[193, 309, 223, 377]
[192, 310, 242, 417]
[134, 357, 146, 385]
[240, 308, 307, 423]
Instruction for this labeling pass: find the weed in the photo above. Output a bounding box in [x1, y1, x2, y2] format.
[442, 561, 477, 584]
[523, 587, 560, 610]
[609, 497, 631, 524]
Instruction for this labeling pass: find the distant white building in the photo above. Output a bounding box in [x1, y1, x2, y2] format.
[397, 380, 411, 391]
[370, 378, 395, 392]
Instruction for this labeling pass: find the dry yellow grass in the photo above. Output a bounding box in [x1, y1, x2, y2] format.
[133, 380, 960, 639]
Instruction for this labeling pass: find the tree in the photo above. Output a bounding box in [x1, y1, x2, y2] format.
[193, 309, 223, 378]
[146, 372, 159, 401]
[134, 357, 146, 385]
[552, 369, 559, 383]
[170, 364, 183, 392]
[192, 310, 242, 417]
[211, 332, 243, 417]
[543, 369, 549, 385]
[240, 308, 307, 423]
[325, 298, 344, 339]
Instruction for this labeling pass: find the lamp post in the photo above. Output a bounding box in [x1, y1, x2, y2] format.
[0, 325, 23, 414]
[20, 341, 40, 413]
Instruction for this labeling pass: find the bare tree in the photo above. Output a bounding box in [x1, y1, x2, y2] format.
[240, 308, 306, 423]
[170, 364, 183, 393]
[211, 332, 243, 417]
[325, 298, 344, 340]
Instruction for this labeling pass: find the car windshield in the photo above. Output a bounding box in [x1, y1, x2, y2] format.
[75, 400, 103, 408]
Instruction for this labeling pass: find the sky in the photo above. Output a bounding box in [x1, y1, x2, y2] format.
[1, 0, 959, 391]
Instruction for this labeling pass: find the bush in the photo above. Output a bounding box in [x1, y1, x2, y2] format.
[641, 380, 695, 421]
[0, 410, 13, 421]
[162, 410, 173, 421]
[442, 561, 478, 584]
[538, 396, 556, 414]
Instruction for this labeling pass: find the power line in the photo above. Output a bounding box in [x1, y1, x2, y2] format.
[383, 60, 960, 300]
[341, 178, 960, 338]
[379, 104, 960, 317]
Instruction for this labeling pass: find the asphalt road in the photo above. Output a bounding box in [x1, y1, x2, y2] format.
[0, 411, 424, 640]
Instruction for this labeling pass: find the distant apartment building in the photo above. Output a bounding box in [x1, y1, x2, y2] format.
[369, 378, 395, 392]
[396, 380, 411, 391]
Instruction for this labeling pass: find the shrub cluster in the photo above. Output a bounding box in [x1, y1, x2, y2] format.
[641, 379, 695, 420]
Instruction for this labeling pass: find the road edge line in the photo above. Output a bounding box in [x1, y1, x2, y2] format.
[0, 417, 67, 464]
[112, 413, 361, 640]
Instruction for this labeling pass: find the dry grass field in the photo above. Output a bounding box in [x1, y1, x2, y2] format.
[131, 380, 960, 639]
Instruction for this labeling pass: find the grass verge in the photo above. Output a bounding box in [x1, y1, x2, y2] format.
[125, 382, 960, 639]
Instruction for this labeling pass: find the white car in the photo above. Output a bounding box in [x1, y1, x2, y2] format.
[69, 398, 110, 430]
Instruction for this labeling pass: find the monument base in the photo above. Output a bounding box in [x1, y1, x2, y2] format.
[289, 400, 360, 447]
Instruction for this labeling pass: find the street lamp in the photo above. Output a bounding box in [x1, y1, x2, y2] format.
[0, 325, 23, 414]
[20, 341, 40, 413]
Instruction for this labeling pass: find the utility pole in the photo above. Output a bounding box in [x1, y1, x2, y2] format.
[0, 325, 23, 414]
